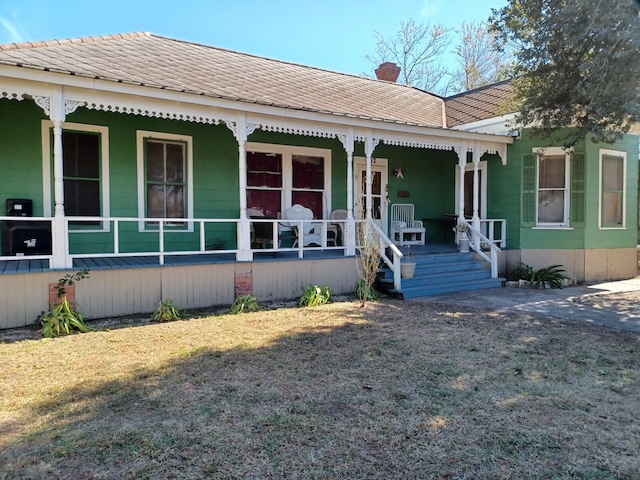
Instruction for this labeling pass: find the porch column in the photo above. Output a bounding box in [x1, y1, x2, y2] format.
[472, 142, 481, 242]
[234, 115, 253, 261]
[364, 134, 379, 221]
[344, 130, 356, 256]
[50, 88, 71, 268]
[457, 143, 467, 227]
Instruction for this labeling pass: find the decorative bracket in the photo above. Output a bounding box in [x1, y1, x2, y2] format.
[33, 95, 51, 116]
[64, 99, 86, 115]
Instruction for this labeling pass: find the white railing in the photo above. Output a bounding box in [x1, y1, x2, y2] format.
[249, 218, 347, 259]
[461, 218, 501, 278]
[66, 216, 240, 265]
[477, 218, 507, 248]
[355, 219, 403, 291]
[0, 216, 54, 262]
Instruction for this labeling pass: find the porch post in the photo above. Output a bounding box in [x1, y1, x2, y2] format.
[50, 88, 71, 268]
[364, 134, 379, 221]
[457, 142, 467, 226]
[234, 114, 252, 261]
[344, 129, 356, 256]
[472, 142, 481, 241]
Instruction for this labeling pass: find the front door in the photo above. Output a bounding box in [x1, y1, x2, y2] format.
[354, 158, 388, 234]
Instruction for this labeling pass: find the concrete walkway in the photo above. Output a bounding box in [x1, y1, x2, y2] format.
[410, 276, 640, 333]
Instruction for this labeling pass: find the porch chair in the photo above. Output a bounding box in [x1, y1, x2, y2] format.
[247, 208, 273, 248]
[282, 204, 323, 247]
[327, 209, 348, 246]
[390, 203, 426, 246]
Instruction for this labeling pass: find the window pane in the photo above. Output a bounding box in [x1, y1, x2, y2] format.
[146, 141, 165, 181]
[62, 132, 79, 177]
[247, 152, 282, 187]
[292, 191, 323, 219]
[247, 190, 281, 218]
[602, 192, 623, 225]
[602, 155, 623, 190]
[292, 155, 324, 189]
[147, 184, 165, 218]
[76, 134, 100, 178]
[166, 185, 184, 218]
[538, 190, 565, 223]
[165, 143, 184, 182]
[539, 155, 565, 188]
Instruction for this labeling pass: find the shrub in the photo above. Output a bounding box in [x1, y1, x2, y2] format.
[356, 278, 384, 301]
[230, 295, 261, 314]
[508, 263, 568, 289]
[298, 285, 331, 307]
[38, 268, 93, 338]
[151, 299, 182, 322]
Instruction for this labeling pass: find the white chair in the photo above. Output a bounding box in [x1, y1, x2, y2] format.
[282, 204, 323, 247]
[390, 203, 425, 246]
[328, 209, 348, 246]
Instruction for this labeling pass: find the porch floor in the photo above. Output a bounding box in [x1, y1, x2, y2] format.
[0, 244, 459, 275]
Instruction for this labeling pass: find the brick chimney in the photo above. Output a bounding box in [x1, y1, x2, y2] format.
[375, 62, 401, 82]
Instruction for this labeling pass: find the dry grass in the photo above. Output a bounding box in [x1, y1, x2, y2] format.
[1, 297, 639, 479]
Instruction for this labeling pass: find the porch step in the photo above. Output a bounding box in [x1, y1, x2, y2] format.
[378, 251, 504, 299]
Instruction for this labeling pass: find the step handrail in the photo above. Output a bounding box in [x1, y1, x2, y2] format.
[460, 218, 500, 278]
[366, 219, 404, 290]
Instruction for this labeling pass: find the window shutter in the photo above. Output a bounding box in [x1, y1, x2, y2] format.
[570, 152, 586, 226]
[522, 153, 537, 226]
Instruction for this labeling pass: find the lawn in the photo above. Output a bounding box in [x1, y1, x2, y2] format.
[1, 298, 639, 479]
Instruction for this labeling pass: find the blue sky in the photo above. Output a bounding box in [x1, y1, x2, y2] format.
[0, 0, 505, 77]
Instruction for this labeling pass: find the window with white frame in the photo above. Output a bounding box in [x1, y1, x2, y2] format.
[246, 143, 331, 219]
[536, 148, 569, 226]
[41, 121, 110, 231]
[599, 149, 626, 228]
[137, 131, 193, 230]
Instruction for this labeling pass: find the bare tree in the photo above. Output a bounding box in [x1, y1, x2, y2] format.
[366, 19, 451, 94]
[450, 21, 511, 93]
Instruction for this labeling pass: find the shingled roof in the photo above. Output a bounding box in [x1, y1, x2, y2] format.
[445, 80, 514, 127]
[0, 32, 447, 128]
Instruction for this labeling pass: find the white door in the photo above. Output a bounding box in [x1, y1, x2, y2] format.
[354, 158, 388, 234]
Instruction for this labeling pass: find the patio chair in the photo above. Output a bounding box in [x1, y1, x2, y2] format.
[327, 209, 348, 246]
[247, 208, 273, 248]
[282, 204, 323, 247]
[390, 203, 425, 246]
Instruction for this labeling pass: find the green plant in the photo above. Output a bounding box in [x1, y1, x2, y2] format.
[298, 285, 332, 307]
[38, 267, 92, 338]
[151, 299, 182, 322]
[507, 263, 568, 289]
[39, 297, 92, 338]
[532, 264, 568, 289]
[230, 295, 261, 314]
[356, 278, 384, 301]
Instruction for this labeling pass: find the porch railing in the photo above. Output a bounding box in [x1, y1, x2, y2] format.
[0, 215, 353, 269]
[461, 218, 501, 278]
[477, 218, 507, 248]
[66, 216, 241, 265]
[355, 219, 403, 291]
[0, 216, 54, 262]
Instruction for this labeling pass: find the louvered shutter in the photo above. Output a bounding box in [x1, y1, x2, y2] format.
[570, 152, 586, 226]
[522, 153, 537, 226]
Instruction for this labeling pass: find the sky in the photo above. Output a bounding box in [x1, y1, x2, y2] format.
[0, 0, 506, 78]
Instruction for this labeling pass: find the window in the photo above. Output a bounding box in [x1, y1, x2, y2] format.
[599, 150, 626, 228]
[537, 153, 568, 225]
[41, 121, 110, 231]
[62, 131, 100, 222]
[146, 140, 185, 220]
[245, 143, 331, 219]
[136, 131, 193, 231]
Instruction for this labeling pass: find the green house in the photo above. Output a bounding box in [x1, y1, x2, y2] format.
[0, 33, 637, 328]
